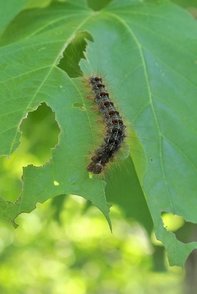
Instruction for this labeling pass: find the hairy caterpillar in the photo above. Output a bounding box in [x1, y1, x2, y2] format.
[87, 76, 126, 174]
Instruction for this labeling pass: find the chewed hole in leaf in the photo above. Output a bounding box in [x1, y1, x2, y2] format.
[161, 212, 197, 243]
[0, 103, 60, 202]
[161, 212, 184, 232]
[20, 102, 60, 165]
[58, 31, 93, 78]
[175, 222, 197, 244]
[53, 180, 60, 186]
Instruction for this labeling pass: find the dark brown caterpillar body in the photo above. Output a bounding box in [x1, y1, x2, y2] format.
[87, 76, 126, 174]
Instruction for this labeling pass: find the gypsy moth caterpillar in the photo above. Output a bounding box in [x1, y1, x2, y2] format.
[87, 76, 126, 174]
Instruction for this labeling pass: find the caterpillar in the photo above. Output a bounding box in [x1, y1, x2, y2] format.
[87, 76, 126, 174]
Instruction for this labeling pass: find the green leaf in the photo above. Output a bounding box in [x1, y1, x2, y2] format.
[0, 0, 28, 37]
[0, 0, 197, 265]
[87, 0, 113, 11]
[105, 157, 153, 234]
[172, 0, 197, 8]
[58, 31, 93, 77]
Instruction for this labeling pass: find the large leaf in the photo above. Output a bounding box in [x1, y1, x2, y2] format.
[0, 0, 197, 265]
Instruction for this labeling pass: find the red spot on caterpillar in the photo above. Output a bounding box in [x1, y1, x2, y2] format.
[87, 76, 126, 174]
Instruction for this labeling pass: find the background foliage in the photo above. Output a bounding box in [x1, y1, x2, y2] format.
[0, 197, 182, 294]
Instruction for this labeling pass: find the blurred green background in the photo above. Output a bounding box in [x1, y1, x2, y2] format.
[0, 197, 183, 294]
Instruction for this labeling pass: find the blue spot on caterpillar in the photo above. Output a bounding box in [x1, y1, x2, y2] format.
[87, 76, 126, 174]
